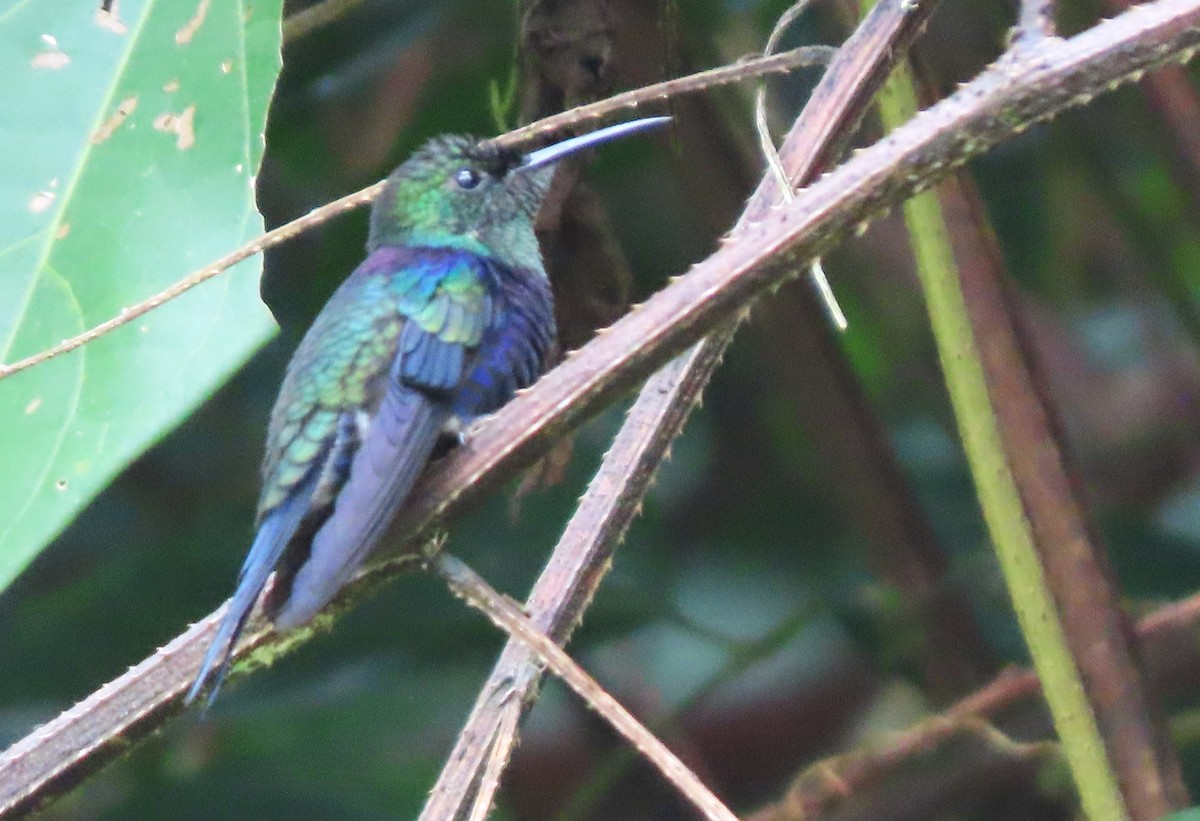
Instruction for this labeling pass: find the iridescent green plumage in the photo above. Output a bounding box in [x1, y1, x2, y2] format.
[187, 118, 668, 706]
[258, 251, 494, 516]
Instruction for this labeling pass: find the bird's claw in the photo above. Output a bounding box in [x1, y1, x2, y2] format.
[444, 413, 494, 446]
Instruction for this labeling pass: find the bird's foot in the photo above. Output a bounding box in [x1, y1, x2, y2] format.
[443, 413, 495, 446]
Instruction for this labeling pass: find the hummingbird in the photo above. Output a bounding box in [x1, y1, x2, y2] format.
[186, 116, 669, 706]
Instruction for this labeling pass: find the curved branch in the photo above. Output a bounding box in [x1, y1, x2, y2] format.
[420, 0, 950, 813]
[433, 554, 739, 821]
[0, 47, 831, 383]
[2, 0, 1200, 814]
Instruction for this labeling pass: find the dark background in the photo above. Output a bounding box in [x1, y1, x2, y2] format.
[5, 0, 1200, 818]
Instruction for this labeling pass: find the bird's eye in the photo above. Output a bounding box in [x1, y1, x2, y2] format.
[454, 167, 482, 190]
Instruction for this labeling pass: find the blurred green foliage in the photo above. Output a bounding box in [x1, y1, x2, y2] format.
[4, 0, 1200, 818]
[0, 0, 282, 594]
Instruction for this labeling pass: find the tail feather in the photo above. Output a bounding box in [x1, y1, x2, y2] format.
[185, 478, 315, 706]
[274, 383, 446, 630]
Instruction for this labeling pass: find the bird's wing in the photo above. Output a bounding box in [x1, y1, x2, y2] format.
[271, 381, 443, 629]
[187, 248, 420, 704]
[451, 261, 555, 418]
[272, 248, 495, 628]
[189, 247, 498, 699]
[257, 248, 421, 520]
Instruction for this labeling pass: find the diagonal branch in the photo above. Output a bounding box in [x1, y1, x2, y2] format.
[3, 0, 1200, 814]
[376, 0, 1200, 592]
[0, 47, 831, 383]
[421, 0, 949, 815]
[933, 171, 1189, 815]
[1102, 0, 1200, 214]
[432, 553, 740, 821]
[421, 325, 739, 821]
[759, 591, 1200, 819]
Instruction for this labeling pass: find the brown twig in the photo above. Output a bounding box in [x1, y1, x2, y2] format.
[764, 712, 1055, 821]
[1102, 0, 1200, 213]
[0, 47, 833, 384]
[3, 1, 1200, 813]
[423, 0, 956, 815]
[496, 46, 837, 149]
[939, 170, 1189, 815]
[281, 0, 369, 43]
[763, 586, 1200, 819]
[421, 327, 738, 821]
[0, 184, 383, 381]
[432, 553, 739, 821]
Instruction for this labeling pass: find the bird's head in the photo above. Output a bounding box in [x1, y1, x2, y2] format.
[368, 117, 669, 270]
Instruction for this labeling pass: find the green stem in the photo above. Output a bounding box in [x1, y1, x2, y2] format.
[865, 26, 1130, 821]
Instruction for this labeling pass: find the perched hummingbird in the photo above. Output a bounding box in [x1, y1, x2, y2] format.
[186, 116, 669, 705]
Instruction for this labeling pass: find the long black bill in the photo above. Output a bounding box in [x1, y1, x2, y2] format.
[519, 116, 671, 171]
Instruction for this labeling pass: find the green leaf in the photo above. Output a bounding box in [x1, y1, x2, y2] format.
[0, 0, 284, 591]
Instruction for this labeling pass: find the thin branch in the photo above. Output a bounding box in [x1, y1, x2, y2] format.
[432, 553, 739, 821]
[765, 713, 1055, 821]
[3, 1, 1200, 813]
[494, 46, 837, 149]
[421, 327, 737, 821]
[281, 0, 369, 43]
[1102, 0, 1200, 212]
[0, 46, 831, 384]
[0, 184, 384, 381]
[422, 0, 948, 814]
[768, 588, 1200, 818]
[763, 686, 1056, 820]
[885, 68, 1134, 815]
[942, 172, 1189, 814]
